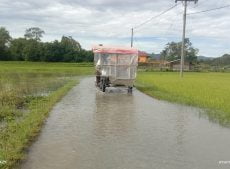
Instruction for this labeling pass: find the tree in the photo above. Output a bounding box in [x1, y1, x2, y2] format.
[9, 38, 27, 60]
[22, 39, 42, 61]
[160, 38, 198, 64]
[0, 27, 11, 60]
[61, 36, 81, 52]
[0, 27, 11, 48]
[61, 36, 82, 62]
[78, 49, 93, 62]
[24, 27, 45, 41]
[42, 41, 64, 62]
[209, 54, 230, 66]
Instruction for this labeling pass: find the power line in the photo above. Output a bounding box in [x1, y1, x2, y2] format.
[187, 4, 230, 15]
[135, 5, 183, 36]
[131, 4, 179, 48]
[133, 4, 178, 30]
[134, 17, 165, 33]
[162, 7, 184, 36]
[131, 10, 182, 49]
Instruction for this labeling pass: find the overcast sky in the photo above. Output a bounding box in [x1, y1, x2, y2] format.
[0, 0, 229, 57]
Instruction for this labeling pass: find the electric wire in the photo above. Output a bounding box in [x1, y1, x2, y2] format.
[133, 4, 178, 30]
[129, 1, 230, 56]
[132, 8, 183, 51]
[187, 4, 230, 15]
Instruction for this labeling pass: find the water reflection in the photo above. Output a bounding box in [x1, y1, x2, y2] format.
[174, 108, 188, 145]
[94, 90, 135, 138]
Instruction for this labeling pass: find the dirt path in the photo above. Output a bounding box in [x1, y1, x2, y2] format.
[21, 77, 230, 169]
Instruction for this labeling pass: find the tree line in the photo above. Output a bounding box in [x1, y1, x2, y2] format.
[159, 39, 230, 67]
[0, 27, 93, 62]
[204, 54, 230, 66]
[160, 38, 198, 65]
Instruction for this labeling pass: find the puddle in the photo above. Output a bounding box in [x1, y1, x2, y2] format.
[21, 77, 230, 169]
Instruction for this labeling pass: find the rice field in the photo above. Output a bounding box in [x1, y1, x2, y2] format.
[0, 61, 93, 75]
[136, 72, 230, 126]
[1, 62, 230, 168]
[0, 61, 93, 169]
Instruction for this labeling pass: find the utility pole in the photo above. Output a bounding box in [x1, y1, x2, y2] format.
[175, 0, 198, 77]
[131, 28, 134, 48]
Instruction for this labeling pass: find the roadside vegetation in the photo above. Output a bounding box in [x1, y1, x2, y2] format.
[0, 61, 93, 169]
[136, 72, 230, 126]
[0, 27, 93, 62]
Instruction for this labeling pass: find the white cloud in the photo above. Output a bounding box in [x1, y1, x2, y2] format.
[0, 0, 230, 57]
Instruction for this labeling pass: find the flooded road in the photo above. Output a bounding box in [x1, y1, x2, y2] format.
[21, 77, 230, 169]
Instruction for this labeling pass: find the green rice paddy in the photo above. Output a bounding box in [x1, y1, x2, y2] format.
[1, 61, 230, 168]
[136, 72, 230, 126]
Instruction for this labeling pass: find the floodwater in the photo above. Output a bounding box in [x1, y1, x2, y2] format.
[21, 77, 230, 169]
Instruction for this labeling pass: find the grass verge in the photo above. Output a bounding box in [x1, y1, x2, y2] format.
[0, 80, 77, 169]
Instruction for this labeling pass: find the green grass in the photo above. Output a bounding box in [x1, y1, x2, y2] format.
[0, 61, 94, 75]
[0, 61, 93, 169]
[0, 80, 77, 169]
[136, 72, 230, 126]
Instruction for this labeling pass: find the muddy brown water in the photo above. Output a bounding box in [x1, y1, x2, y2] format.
[21, 77, 230, 169]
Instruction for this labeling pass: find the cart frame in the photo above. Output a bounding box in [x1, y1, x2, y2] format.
[93, 46, 138, 93]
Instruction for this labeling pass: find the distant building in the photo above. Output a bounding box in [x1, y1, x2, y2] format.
[165, 59, 191, 71]
[138, 51, 149, 63]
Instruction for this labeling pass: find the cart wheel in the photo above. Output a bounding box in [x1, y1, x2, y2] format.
[96, 76, 100, 87]
[101, 78, 106, 92]
[102, 84, 106, 92]
[99, 81, 102, 89]
[128, 86, 133, 93]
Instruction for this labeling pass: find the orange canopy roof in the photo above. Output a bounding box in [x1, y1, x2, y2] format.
[93, 45, 138, 54]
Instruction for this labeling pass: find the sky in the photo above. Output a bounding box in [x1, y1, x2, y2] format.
[0, 0, 229, 57]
